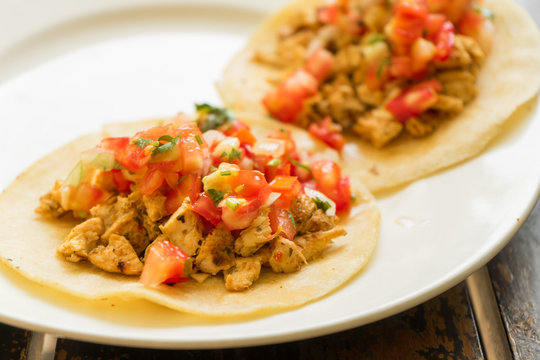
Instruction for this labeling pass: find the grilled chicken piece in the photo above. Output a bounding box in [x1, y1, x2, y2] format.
[160, 199, 203, 256]
[35, 180, 67, 218]
[195, 223, 235, 275]
[294, 227, 347, 261]
[234, 208, 274, 257]
[268, 237, 306, 273]
[289, 194, 335, 235]
[353, 108, 403, 148]
[142, 192, 167, 222]
[57, 217, 104, 262]
[90, 195, 148, 254]
[224, 257, 262, 291]
[88, 234, 143, 275]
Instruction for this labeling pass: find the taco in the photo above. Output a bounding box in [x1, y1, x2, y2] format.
[220, 0, 540, 192]
[0, 105, 379, 316]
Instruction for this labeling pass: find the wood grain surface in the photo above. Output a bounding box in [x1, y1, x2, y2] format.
[52, 283, 483, 360]
[488, 200, 540, 360]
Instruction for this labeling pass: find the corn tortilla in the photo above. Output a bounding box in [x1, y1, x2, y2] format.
[0, 120, 379, 316]
[219, 0, 540, 192]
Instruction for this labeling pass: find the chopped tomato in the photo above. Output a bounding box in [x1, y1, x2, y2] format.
[138, 168, 165, 195]
[163, 173, 201, 214]
[311, 159, 351, 212]
[262, 69, 318, 123]
[140, 240, 192, 287]
[232, 170, 272, 205]
[385, 79, 442, 122]
[458, 9, 495, 53]
[305, 48, 335, 82]
[63, 183, 108, 213]
[389, 56, 412, 78]
[180, 135, 204, 174]
[100, 137, 151, 173]
[269, 205, 297, 241]
[432, 20, 455, 62]
[395, 0, 429, 19]
[110, 169, 132, 193]
[317, 4, 341, 24]
[270, 175, 302, 209]
[365, 59, 391, 91]
[220, 197, 261, 230]
[267, 128, 297, 156]
[424, 13, 446, 38]
[308, 116, 345, 152]
[192, 192, 222, 226]
[231, 127, 257, 147]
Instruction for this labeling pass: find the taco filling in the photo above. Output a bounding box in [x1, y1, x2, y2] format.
[36, 105, 353, 292]
[254, 0, 495, 149]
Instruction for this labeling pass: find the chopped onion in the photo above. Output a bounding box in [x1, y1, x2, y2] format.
[304, 187, 336, 216]
[264, 192, 282, 207]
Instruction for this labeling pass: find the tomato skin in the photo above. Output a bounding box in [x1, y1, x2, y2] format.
[220, 197, 261, 230]
[269, 205, 297, 241]
[138, 168, 165, 195]
[110, 169, 132, 193]
[262, 70, 318, 123]
[385, 79, 442, 122]
[192, 193, 222, 226]
[270, 175, 302, 209]
[140, 240, 191, 287]
[305, 48, 335, 82]
[432, 20, 455, 62]
[311, 160, 351, 212]
[458, 10, 495, 53]
[233, 170, 272, 205]
[308, 116, 345, 152]
[100, 137, 151, 173]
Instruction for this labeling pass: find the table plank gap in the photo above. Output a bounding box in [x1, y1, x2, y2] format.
[466, 266, 513, 360]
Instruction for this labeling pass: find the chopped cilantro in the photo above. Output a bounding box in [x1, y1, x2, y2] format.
[195, 103, 236, 132]
[313, 197, 332, 212]
[266, 158, 281, 167]
[158, 135, 174, 142]
[350, 193, 357, 203]
[376, 58, 391, 78]
[220, 170, 232, 176]
[153, 135, 180, 155]
[368, 34, 385, 44]
[207, 189, 225, 205]
[225, 198, 239, 210]
[287, 155, 312, 175]
[177, 175, 186, 184]
[279, 128, 286, 133]
[228, 147, 242, 162]
[287, 211, 297, 231]
[133, 137, 154, 148]
[195, 134, 203, 145]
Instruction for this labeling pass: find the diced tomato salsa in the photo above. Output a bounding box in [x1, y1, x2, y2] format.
[58, 105, 352, 286]
[261, 0, 495, 149]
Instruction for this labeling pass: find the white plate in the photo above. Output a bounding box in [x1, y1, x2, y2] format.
[0, 0, 539, 350]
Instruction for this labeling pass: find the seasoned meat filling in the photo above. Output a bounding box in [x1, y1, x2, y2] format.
[254, 0, 491, 148]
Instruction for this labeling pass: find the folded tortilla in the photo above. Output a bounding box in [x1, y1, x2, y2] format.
[219, 0, 540, 192]
[0, 118, 379, 316]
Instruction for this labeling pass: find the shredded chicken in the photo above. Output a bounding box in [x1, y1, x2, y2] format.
[88, 234, 143, 275]
[224, 257, 262, 291]
[35, 181, 67, 218]
[294, 227, 346, 261]
[57, 217, 104, 262]
[234, 208, 274, 257]
[268, 237, 306, 273]
[255, 5, 486, 147]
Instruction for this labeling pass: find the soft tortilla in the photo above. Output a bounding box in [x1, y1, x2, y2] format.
[219, 0, 540, 192]
[0, 120, 379, 316]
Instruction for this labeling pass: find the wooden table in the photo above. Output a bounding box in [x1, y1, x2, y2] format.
[1, 198, 538, 359]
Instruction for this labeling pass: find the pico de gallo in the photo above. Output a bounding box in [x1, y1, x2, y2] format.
[37, 104, 350, 291]
[256, 0, 495, 148]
